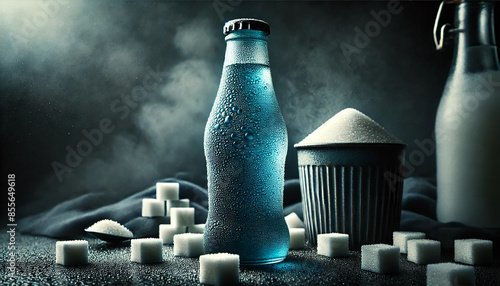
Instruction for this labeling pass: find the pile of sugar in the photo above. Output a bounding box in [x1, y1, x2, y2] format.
[295, 108, 402, 147]
[86, 219, 133, 238]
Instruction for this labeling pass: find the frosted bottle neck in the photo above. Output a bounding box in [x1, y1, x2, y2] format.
[452, 1, 500, 74]
[223, 30, 270, 67]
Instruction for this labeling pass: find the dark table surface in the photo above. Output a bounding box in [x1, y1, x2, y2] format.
[2, 232, 499, 285]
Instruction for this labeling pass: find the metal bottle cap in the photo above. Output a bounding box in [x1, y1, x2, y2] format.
[223, 18, 270, 35]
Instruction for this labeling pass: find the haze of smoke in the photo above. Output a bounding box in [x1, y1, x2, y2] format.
[4, 1, 220, 216]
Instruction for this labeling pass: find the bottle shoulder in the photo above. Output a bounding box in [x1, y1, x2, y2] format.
[436, 70, 500, 130]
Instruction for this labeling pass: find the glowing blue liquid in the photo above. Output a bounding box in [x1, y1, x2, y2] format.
[204, 63, 289, 265]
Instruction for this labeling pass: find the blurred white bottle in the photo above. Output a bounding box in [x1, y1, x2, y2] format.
[436, 0, 500, 228]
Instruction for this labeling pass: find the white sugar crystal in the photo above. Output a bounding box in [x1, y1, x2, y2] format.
[159, 224, 186, 245]
[407, 239, 441, 265]
[317, 233, 349, 257]
[285, 212, 305, 229]
[56, 240, 89, 266]
[142, 198, 166, 217]
[454, 239, 493, 265]
[188, 224, 205, 234]
[199, 253, 239, 286]
[361, 244, 400, 274]
[166, 199, 190, 216]
[289, 228, 305, 250]
[171, 207, 195, 227]
[393, 231, 425, 254]
[173, 233, 204, 257]
[427, 262, 475, 286]
[130, 238, 163, 264]
[295, 108, 402, 147]
[86, 219, 133, 238]
[156, 182, 179, 201]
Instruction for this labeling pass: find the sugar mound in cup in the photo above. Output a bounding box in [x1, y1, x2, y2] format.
[86, 219, 133, 238]
[296, 108, 402, 146]
[295, 108, 406, 248]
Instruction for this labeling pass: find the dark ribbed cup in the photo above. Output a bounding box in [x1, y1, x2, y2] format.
[296, 144, 405, 249]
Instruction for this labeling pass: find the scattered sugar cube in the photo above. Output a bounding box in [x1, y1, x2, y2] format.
[159, 224, 186, 245]
[188, 224, 205, 234]
[317, 233, 349, 257]
[200, 253, 239, 285]
[427, 262, 475, 286]
[361, 244, 400, 274]
[285, 212, 305, 229]
[156, 182, 179, 201]
[455, 239, 493, 265]
[393, 231, 425, 254]
[289, 228, 305, 250]
[173, 233, 204, 257]
[130, 238, 163, 264]
[171, 207, 195, 227]
[56, 240, 89, 266]
[166, 199, 190, 216]
[407, 239, 441, 265]
[142, 198, 165, 217]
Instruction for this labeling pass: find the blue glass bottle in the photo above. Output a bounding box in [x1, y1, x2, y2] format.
[203, 18, 289, 265]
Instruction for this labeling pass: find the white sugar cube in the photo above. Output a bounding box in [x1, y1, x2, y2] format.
[317, 233, 349, 257]
[289, 228, 305, 250]
[199, 253, 239, 285]
[171, 207, 195, 227]
[393, 231, 425, 254]
[56, 240, 88, 266]
[156, 182, 179, 201]
[173, 233, 204, 257]
[361, 244, 400, 274]
[407, 239, 441, 265]
[130, 238, 163, 264]
[142, 198, 165, 217]
[159, 224, 186, 245]
[188, 224, 205, 234]
[166, 199, 190, 216]
[427, 262, 475, 286]
[285, 212, 305, 229]
[454, 239, 493, 265]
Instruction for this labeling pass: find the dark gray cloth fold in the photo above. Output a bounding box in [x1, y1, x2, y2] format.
[19, 177, 500, 252]
[19, 179, 207, 238]
[399, 177, 500, 253]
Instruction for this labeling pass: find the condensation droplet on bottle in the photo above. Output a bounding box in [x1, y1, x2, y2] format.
[244, 131, 254, 140]
[232, 140, 242, 149]
[224, 115, 233, 124]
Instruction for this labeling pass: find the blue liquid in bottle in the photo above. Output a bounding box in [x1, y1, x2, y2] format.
[203, 19, 289, 265]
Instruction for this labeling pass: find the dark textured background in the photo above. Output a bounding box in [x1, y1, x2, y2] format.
[1, 1, 496, 219]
